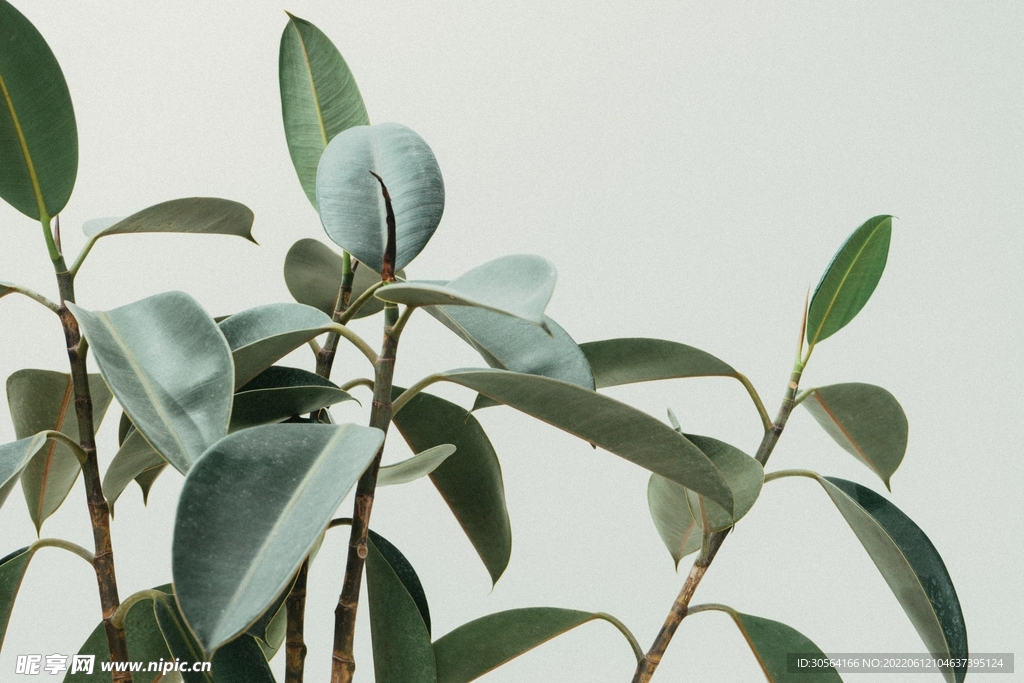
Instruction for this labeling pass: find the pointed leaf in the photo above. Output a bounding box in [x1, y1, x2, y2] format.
[317, 122, 444, 272]
[378, 445, 456, 487]
[102, 429, 165, 509]
[69, 292, 234, 474]
[0, 432, 50, 510]
[391, 389, 511, 584]
[682, 434, 762, 532]
[580, 337, 736, 388]
[366, 535, 437, 683]
[647, 475, 702, 567]
[7, 369, 112, 531]
[0, 0, 77, 219]
[807, 215, 892, 346]
[173, 423, 383, 654]
[438, 369, 734, 513]
[231, 366, 356, 431]
[245, 572, 295, 646]
[802, 383, 908, 489]
[280, 12, 369, 206]
[433, 608, 637, 683]
[218, 302, 335, 388]
[134, 463, 166, 504]
[369, 531, 431, 634]
[83, 198, 255, 243]
[0, 546, 32, 650]
[813, 475, 967, 683]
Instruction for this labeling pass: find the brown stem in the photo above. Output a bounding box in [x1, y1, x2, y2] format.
[316, 260, 357, 378]
[55, 265, 132, 682]
[284, 559, 310, 683]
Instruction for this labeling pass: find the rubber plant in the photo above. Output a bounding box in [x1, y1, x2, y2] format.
[0, 4, 968, 683]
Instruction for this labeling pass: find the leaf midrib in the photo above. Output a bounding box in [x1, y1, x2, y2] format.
[0, 70, 47, 219]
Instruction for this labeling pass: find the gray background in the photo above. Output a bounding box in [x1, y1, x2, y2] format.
[1, 2, 1020, 681]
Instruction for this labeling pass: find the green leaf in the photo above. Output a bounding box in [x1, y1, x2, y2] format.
[0, 546, 32, 650]
[245, 572, 295, 647]
[133, 463, 166, 505]
[0, 432, 50, 510]
[218, 302, 335, 388]
[391, 389, 511, 585]
[7, 369, 113, 531]
[173, 423, 383, 654]
[84, 197, 254, 242]
[807, 216, 892, 346]
[813, 475, 967, 683]
[366, 534, 437, 683]
[646, 475, 702, 567]
[280, 12, 369, 206]
[682, 434, 762, 532]
[705, 605, 842, 682]
[283, 238, 402, 319]
[378, 444, 456, 487]
[433, 608, 637, 683]
[69, 292, 234, 474]
[580, 337, 736, 388]
[801, 383, 908, 489]
[231, 366, 356, 431]
[369, 530, 431, 634]
[379, 256, 556, 328]
[0, 0, 77, 220]
[438, 369, 734, 513]
[102, 429, 165, 509]
[317, 122, 444, 272]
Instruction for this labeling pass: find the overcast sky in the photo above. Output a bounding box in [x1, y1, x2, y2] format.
[1, 2, 1021, 681]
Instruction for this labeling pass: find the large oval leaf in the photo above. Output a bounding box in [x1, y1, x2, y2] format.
[391, 388, 511, 585]
[801, 383, 907, 489]
[437, 369, 734, 513]
[0, 0, 77, 219]
[806, 216, 892, 346]
[283, 238, 400, 319]
[173, 423, 383, 654]
[316, 122, 444, 272]
[69, 292, 234, 474]
[280, 12, 369, 206]
[379, 256, 556, 328]
[812, 475, 968, 683]
[580, 338, 736, 388]
[83, 197, 255, 241]
[7, 370, 112, 531]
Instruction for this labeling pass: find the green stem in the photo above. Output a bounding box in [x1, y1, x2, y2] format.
[391, 373, 446, 416]
[110, 589, 169, 630]
[594, 612, 645, 665]
[733, 372, 772, 432]
[684, 603, 733, 616]
[43, 430, 88, 464]
[338, 280, 386, 325]
[31, 538, 95, 566]
[325, 323, 378, 367]
[763, 468, 820, 484]
[340, 378, 374, 393]
[0, 281, 61, 313]
[69, 234, 99, 276]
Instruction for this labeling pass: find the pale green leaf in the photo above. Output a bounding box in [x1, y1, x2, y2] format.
[0, 433, 50, 510]
[647, 474, 702, 567]
[378, 444, 456, 487]
[580, 337, 736, 388]
[102, 429, 164, 510]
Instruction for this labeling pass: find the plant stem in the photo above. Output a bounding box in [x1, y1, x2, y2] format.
[284, 558, 310, 683]
[316, 257, 356, 377]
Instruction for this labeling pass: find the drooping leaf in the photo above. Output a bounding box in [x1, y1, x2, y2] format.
[580, 337, 736, 388]
[280, 12, 369, 206]
[0, 546, 32, 650]
[813, 475, 967, 683]
[231, 366, 356, 431]
[801, 383, 908, 489]
[366, 534, 437, 683]
[437, 369, 734, 513]
[369, 531, 431, 634]
[218, 302, 335, 388]
[806, 216, 892, 346]
[102, 429, 165, 509]
[378, 444, 456, 487]
[433, 608, 639, 683]
[69, 292, 233, 475]
[0, 0, 77, 219]
[378, 256, 555, 328]
[0, 432, 49, 510]
[82, 198, 255, 245]
[391, 389, 511, 585]
[682, 434, 762, 532]
[7, 369, 112, 531]
[173, 423, 383, 654]
[317, 122, 444, 272]
[647, 475, 702, 567]
[283, 238, 402, 319]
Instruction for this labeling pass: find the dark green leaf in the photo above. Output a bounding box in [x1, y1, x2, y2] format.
[102, 429, 165, 510]
[0, 546, 31, 650]
[807, 216, 892, 346]
[378, 445, 456, 487]
[283, 238, 401, 319]
[317, 122, 444, 272]
[173, 423, 383, 654]
[369, 531, 431, 634]
[69, 292, 234, 474]
[0, 0, 77, 219]
[391, 389, 511, 585]
[83, 198, 254, 244]
[647, 475, 702, 567]
[231, 366, 356, 431]
[0, 433, 49, 510]
[280, 12, 369, 206]
[580, 338, 736, 389]
[134, 464, 166, 505]
[682, 434, 762, 532]
[801, 383, 907, 489]
[7, 369, 112, 531]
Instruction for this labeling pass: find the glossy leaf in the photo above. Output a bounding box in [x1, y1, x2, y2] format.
[231, 366, 356, 431]
[245, 572, 295, 647]
[0, 0, 77, 219]
[102, 429, 165, 509]
[218, 302, 335, 388]
[807, 215, 892, 346]
[0, 546, 31, 650]
[317, 122, 444, 272]
[366, 534, 437, 683]
[802, 383, 908, 489]
[173, 423, 383, 654]
[682, 434, 762, 532]
[82, 197, 255, 243]
[280, 12, 369, 206]
[283, 237, 402, 319]
[7, 369, 112, 531]
[0, 433, 49, 510]
[433, 608, 637, 683]
[580, 337, 735, 389]
[378, 444, 456, 487]
[814, 475, 967, 683]
[391, 389, 511, 584]
[438, 369, 734, 513]
[647, 474, 702, 566]
[69, 292, 233, 475]
[378, 256, 555, 328]
[369, 530, 431, 634]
